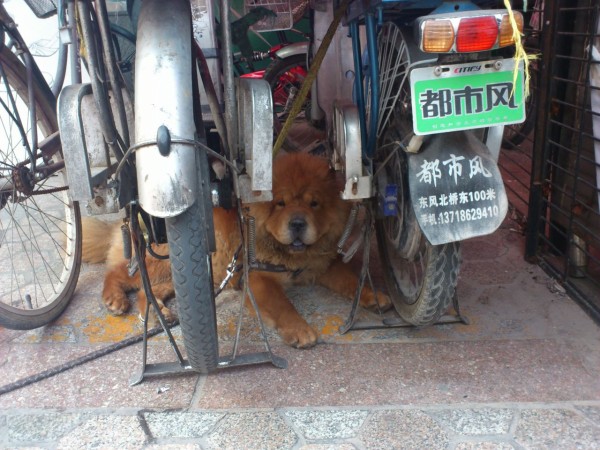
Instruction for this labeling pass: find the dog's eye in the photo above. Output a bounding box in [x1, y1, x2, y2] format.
[276, 200, 285, 207]
[310, 200, 319, 208]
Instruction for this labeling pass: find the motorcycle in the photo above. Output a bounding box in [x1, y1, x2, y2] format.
[319, 0, 526, 326]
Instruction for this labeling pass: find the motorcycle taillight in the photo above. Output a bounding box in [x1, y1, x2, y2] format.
[416, 10, 523, 54]
[456, 16, 498, 52]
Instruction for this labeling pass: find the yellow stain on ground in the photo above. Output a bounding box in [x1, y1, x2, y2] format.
[82, 314, 140, 343]
[217, 317, 242, 340]
[320, 315, 354, 342]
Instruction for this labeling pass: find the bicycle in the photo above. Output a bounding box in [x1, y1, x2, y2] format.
[0, 0, 136, 330]
[0, 0, 81, 330]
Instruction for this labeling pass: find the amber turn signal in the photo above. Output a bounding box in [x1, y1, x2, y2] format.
[422, 19, 455, 53]
[499, 12, 524, 47]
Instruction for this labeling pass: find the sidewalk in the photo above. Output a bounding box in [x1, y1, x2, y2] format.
[1, 215, 600, 449]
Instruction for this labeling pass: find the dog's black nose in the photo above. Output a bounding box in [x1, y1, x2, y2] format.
[289, 217, 307, 238]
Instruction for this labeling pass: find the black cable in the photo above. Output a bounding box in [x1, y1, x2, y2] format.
[0, 321, 178, 397]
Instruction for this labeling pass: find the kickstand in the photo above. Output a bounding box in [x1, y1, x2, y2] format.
[129, 203, 286, 386]
[129, 209, 193, 386]
[338, 205, 469, 334]
[217, 212, 287, 370]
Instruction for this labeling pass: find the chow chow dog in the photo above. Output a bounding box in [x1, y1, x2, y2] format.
[82, 152, 390, 347]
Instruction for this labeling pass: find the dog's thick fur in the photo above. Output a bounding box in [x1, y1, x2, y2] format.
[82, 153, 390, 347]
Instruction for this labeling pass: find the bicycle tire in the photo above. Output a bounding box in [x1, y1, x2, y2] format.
[262, 54, 310, 151]
[165, 152, 218, 373]
[0, 45, 82, 330]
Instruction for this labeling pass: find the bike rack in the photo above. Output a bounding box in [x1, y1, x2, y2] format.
[127, 205, 287, 387]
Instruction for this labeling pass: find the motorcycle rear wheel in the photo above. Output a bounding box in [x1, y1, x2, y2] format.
[372, 23, 460, 325]
[374, 124, 461, 325]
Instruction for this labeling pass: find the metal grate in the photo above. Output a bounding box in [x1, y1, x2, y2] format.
[525, 0, 600, 321]
[23, 0, 57, 18]
[498, 0, 544, 219]
[244, 0, 307, 31]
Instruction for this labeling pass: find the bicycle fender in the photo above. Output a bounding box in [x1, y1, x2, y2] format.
[273, 41, 309, 60]
[134, 0, 197, 218]
[407, 131, 508, 245]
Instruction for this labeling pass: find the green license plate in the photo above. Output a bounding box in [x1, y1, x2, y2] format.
[410, 59, 525, 135]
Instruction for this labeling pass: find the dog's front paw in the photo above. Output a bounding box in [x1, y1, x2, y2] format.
[103, 293, 130, 315]
[138, 299, 177, 326]
[278, 319, 319, 349]
[360, 291, 393, 312]
[158, 305, 177, 324]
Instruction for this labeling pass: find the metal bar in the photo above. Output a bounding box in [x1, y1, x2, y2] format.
[350, 21, 367, 155]
[76, 0, 126, 163]
[220, 0, 238, 160]
[525, 0, 558, 260]
[67, 1, 82, 84]
[51, 0, 68, 96]
[365, 12, 379, 158]
[24, 52, 38, 173]
[94, 0, 130, 149]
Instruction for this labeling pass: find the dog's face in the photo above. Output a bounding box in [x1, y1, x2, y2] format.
[248, 153, 349, 256]
[266, 181, 324, 252]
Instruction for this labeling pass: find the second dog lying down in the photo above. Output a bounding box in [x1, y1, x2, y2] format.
[82, 153, 391, 348]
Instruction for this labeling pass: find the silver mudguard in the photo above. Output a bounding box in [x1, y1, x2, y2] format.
[407, 131, 508, 245]
[134, 0, 196, 218]
[273, 41, 309, 60]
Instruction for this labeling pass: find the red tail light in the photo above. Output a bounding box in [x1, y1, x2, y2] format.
[416, 10, 524, 53]
[456, 16, 499, 52]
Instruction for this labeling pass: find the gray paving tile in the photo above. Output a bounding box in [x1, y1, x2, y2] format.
[284, 409, 369, 439]
[57, 415, 147, 449]
[297, 445, 357, 450]
[7, 412, 84, 443]
[143, 411, 224, 439]
[144, 444, 203, 450]
[428, 408, 514, 435]
[574, 405, 600, 426]
[358, 410, 449, 450]
[205, 411, 298, 450]
[515, 409, 600, 449]
[454, 442, 515, 450]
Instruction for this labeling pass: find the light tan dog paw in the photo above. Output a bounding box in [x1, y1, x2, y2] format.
[103, 293, 130, 315]
[278, 320, 319, 349]
[360, 290, 393, 312]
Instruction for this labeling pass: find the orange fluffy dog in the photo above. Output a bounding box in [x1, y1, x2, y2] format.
[83, 152, 390, 347]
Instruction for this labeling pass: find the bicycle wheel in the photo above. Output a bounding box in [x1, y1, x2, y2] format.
[0, 46, 82, 330]
[263, 54, 310, 151]
[372, 23, 460, 325]
[165, 151, 218, 373]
